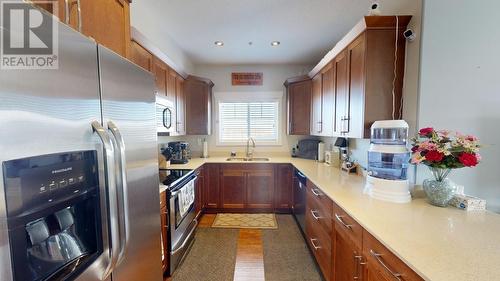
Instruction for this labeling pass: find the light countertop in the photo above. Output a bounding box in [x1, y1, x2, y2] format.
[169, 157, 500, 281]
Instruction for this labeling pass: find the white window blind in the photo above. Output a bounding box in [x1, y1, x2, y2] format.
[219, 101, 279, 144]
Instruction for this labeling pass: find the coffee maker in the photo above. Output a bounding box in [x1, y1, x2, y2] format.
[168, 141, 191, 164]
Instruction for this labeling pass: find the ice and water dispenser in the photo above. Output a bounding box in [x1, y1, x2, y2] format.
[365, 120, 411, 203]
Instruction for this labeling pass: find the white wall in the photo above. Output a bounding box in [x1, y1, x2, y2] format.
[130, 0, 195, 73]
[160, 64, 315, 156]
[417, 0, 500, 212]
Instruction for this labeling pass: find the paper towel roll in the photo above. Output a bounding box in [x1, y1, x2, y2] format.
[202, 139, 209, 158]
[318, 142, 325, 162]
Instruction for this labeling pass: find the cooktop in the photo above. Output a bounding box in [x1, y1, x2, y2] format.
[159, 169, 193, 188]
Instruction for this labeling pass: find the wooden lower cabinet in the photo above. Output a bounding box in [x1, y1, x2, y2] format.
[246, 169, 274, 210]
[221, 167, 246, 209]
[159, 190, 168, 275]
[275, 164, 293, 212]
[194, 167, 204, 216]
[333, 225, 363, 281]
[305, 181, 333, 281]
[204, 164, 220, 210]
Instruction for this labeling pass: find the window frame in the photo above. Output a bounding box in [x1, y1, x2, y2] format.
[215, 93, 282, 147]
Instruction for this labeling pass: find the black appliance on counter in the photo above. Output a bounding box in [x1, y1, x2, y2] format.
[296, 139, 320, 160]
[2, 151, 103, 281]
[167, 142, 191, 164]
[292, 169, 307, 235]
[159, 169, 198, 275]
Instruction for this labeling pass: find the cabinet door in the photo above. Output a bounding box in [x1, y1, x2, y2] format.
[80, 0, 131, 58]
[275, 164, 293, 212]
[334, 231, 363, 281]
[334, 50, 349, 136]
[185, 79, 211, 135]
[346, 34, 366, 138]
[246, 169, 274, 210]
[204, 164, 220, 210]
[288, 80, 312, 135]
[175, 76, 186, 135]
[195, 168, 204, 215]
[130, 40, 153, 72]
[221, 167, 246, 209]
[311, 74, 323, 135]
[321, 64, 335, 136]
[160, 205, 168, 274]
[152, 57, 167, 96]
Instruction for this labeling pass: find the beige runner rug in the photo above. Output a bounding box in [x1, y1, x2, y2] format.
[212, 213, 278, 229]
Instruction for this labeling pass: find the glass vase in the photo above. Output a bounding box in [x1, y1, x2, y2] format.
[422, 167, 457, 207]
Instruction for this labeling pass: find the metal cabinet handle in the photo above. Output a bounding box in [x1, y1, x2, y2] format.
[310, 209, 322, 220]
[311, 188, 322, 197]
[64, 0, 82, 32]
[310, 238, 321, 250]
[335, 213, 353, 230]
[369, 249, 402, 281]
[354, 254, 366, 280]
[107, 121, 130, 266]
[91, 121, 120, 280]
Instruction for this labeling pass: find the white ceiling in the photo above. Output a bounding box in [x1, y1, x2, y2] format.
[132, 0, 415, 65]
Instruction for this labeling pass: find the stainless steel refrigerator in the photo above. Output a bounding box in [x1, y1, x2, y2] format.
[0, 9, 163, 281]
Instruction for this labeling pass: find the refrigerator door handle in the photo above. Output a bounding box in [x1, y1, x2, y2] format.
[107, 121, 130, 265]
[91, 121, 121, 280]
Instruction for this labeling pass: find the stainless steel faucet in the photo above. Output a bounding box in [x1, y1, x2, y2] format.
[246, 137, 256, 159]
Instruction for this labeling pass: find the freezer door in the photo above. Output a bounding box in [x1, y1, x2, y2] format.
[0, 17, 111, 281]
[97, 46, 163, 281]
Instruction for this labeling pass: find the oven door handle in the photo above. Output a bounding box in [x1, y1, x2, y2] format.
[107, 121, 130, 266]
[170, 176, 198, 197]
[91, 121, 120, 280]
[171, 218, 198, 255]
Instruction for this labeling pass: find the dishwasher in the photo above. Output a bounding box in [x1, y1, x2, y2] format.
[292, 169, 307, 234]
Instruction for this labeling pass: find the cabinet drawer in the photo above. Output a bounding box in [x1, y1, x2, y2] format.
[363, 231, 424, 281]
[160, 190, 167, 208]
[333, 203, 362, 249]
[306, 189, 332, 234]
[306, 180, 333, 225]
[305, 210, 332, 281]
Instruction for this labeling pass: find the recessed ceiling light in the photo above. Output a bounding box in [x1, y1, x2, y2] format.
[214, 41, 224, 47]
[271, 41, 280, 46]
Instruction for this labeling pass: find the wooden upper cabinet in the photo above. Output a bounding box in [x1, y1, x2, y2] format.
[130, 40, 153, 72]
[80, 0, 131, 58]
[345, 34, 366, 139]
[166, 69, 177, 103]
[152, 57, 168, 96]
[34, 0, 132, 58]
[334, 50, 349, 136]
[311, 74, 323, 135]
[175, 75, 186, 135]
[185, 76, 214, 135]
[285, 77, 312, 135]
[320, 64, 335, 136]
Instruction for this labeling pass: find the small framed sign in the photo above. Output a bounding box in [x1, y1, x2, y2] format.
[232, 72, 263, 86]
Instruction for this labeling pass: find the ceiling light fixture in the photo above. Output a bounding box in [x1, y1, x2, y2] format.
[271, 41, 280, 46]
[214, 41, 224, 47]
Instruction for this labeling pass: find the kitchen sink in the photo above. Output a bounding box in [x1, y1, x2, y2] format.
[225, 157, 270, 162]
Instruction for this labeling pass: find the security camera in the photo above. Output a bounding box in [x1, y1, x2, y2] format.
[368, 2, 381, 16]
[403, 29, 416, 42]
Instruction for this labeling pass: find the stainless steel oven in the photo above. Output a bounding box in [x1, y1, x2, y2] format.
[156, 94, 175, 136]
[167, 172, 198, 274]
